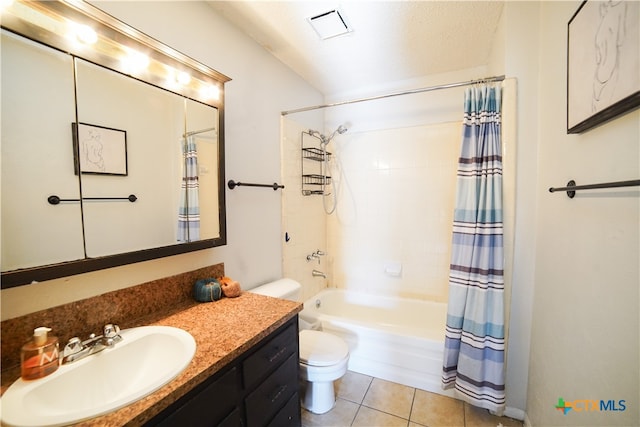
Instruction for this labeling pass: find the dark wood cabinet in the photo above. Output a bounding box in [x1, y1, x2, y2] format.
[146, 316, 300, 427]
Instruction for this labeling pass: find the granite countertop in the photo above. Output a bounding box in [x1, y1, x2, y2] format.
[1, 292, 301, 427]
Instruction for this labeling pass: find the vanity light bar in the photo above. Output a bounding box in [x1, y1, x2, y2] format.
[1, 0, 230, 106]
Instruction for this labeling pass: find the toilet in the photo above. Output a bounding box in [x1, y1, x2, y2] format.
[250, 279, 349, 414]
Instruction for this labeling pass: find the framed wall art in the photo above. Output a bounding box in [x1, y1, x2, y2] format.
[567, 0, 639, 134]
[72, 122, 128, 175]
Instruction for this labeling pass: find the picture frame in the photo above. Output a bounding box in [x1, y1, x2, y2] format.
[567, 0, 640, 134]
[72, 122, 128, 175]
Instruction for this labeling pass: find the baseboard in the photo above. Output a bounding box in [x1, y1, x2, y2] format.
[523, 411, 532, 427]
[504, 406, 526, 421]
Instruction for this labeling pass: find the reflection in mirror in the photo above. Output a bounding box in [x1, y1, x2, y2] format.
[76, 59, 186, 257]
[1, 30, 85, 270]
[0, 1, 230, 288]
[184, 99, 221, 242]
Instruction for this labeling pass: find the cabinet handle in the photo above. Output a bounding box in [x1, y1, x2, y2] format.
[268, 346, 287, 363]
[270, 385, 288, 403]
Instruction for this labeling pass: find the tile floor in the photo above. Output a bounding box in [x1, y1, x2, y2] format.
[301, 371, 524, 427]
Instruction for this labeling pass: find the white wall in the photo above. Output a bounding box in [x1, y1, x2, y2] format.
[501, 1, 541, 416]
[0, 1, 323, 320]
[527, 2, 639, 426]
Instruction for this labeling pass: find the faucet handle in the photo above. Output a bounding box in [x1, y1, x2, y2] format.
[63, 337, 82, 356]
[103, 324, 120, 338]
[103, 324, 122, 347]
[315, 249, 326, 256]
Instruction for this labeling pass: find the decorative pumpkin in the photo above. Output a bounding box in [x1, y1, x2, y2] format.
[193, 278, 222, 302]
[219, 276, 242, 298]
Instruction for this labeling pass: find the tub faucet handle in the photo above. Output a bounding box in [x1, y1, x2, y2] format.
[307, 251, 322, 264]
[314, 250, 325, 256]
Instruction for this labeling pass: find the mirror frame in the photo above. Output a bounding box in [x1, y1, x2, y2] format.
[1, 1, 230, 289]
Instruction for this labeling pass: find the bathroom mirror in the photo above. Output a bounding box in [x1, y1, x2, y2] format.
[1, 1, 230, 288]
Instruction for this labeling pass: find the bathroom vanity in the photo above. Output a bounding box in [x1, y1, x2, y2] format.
[0, 272, 302, 427]
[147, 315, 300, 427]
[83, 294, 301, 427]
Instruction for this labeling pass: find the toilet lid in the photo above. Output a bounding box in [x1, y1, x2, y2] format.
[299, 330, 349, 367]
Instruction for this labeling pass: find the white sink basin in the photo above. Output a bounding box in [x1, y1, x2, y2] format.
[1, 325, 196, 427]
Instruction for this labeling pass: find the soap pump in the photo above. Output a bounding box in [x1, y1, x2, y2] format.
[21, 326, 60, 380]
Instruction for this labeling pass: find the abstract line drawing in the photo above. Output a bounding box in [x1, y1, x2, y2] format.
[72, 123, 128, 175]
[567, 0, 639, 134]
[81, 127, 106, 172]
[592, 1, 627, 112]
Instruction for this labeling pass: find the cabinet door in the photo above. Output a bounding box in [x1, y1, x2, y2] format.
[243, 322, 297, 389]
[218, 408, 242, 427]
[266, 392, 301, 427]
[151, 367, 239, 427]
[245, 353, 298, 427]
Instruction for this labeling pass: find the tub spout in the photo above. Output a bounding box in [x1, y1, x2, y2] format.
[312, 269, 326, 278]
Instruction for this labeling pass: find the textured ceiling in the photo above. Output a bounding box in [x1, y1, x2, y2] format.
[208, 1, 504, 97]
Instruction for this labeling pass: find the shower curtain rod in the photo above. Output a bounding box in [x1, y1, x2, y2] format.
[184, 126, 216, 137]
[281, 75, 506, 116]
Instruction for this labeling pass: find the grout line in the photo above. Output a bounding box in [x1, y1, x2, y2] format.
[349, 377, 374, 426]
[463, 401, 467, 427]
[361, 375, 374, 405]
[358, 404, 412, 426]
[408, 387, 416, 425]
[350, 404, 360, 426]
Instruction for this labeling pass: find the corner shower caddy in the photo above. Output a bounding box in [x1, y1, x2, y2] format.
[301, 132, 331, 196]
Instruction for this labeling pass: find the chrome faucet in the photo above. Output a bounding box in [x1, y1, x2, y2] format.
[61, 324, 122, 364]
[312, 269, 326, 278]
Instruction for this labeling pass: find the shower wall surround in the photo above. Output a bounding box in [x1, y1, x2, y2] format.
[0, 263, 224, 375]
[327, 123, 460, 302]
[281, 119, 328, 302]
[281, 119, 463, 302]
[282, 78, 515, 309]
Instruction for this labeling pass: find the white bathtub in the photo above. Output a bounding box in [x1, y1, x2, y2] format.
[300, 288, 454, 397]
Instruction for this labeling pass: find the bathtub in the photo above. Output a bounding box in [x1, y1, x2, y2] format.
[300, 288, 454, 397]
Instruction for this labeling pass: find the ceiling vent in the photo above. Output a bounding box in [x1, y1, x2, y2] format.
[308, 9, 352, 40]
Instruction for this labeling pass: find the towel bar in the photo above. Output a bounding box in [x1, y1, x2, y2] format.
[227, 180, 284, 191]
[47, 195, 137, 205]
[548, 179, 640, 198]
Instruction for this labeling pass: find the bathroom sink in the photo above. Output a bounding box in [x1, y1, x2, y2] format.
[1, 325, 196, 427]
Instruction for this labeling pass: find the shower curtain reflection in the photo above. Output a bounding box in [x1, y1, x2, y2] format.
[177, 135, 200, 242]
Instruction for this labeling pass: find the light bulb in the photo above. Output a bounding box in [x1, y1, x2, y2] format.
[176, 71, 191, 85]
[200, 84, 220, 100]
[74, 24, 97, 45]
[0, 0, 14, 11]
[121, 50, 149, 73]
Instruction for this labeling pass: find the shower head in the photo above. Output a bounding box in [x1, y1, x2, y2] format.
[308, 125, 348, 146]
[323, 124, 348, 145]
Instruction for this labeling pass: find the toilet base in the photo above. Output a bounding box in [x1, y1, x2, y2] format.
[300, 379, 336, 414]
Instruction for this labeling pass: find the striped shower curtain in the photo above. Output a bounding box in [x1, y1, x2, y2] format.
[177, 136, 200, 242]
[442, 84, 505, 414]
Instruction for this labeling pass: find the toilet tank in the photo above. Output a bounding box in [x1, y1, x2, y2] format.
[250, 278, 301, 302]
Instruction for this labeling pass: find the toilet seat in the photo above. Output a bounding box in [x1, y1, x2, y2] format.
[299, 330, 349, 367]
